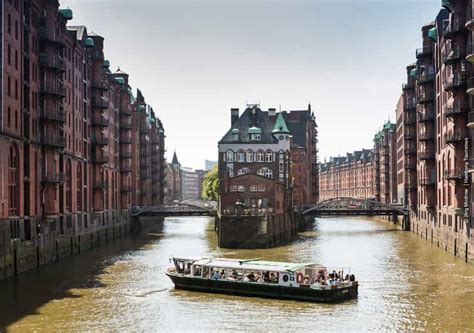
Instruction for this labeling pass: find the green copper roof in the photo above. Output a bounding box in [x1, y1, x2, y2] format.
[409, 68, 418, 78]
[103, 60, 110, 68]
[272, 113, 290, 134]
[231, 128, 240, 134]
[442, 0, 455, 12]
[248, 126, 262, 134]
[59, 9, 73, 20]
[428, 27, 437, 42]
[84, 37, 95, 48]
[115, 77, 125, 85]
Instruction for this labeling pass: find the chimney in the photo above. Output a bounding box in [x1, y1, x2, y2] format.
[231, 108, 239, 126]
[268, 108, 276, 117]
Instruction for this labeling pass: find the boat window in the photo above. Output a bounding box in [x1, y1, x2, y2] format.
[243, 270, 263, 283]
[202, 266, 210, 279]
[262, 271, 279, 284]
[193, 265, 203, 277]
[210, 267, 226, 280]
[226, 268, 243, 281]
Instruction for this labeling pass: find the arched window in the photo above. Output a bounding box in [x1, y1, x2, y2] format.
[8, 145, 19, 216]
[237, 150, 245, 162]
[226, 150, 234, 162]
[256, 150, 264, 162]
[246, 150, 254, 163]
[257, 167, 273, 179]
[77, 164, 82, 211]
[237, 167, 250, 175]
[66, 159, 72, 212]
[265, 150, 273, 162]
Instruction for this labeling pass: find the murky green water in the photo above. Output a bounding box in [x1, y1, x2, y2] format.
[1, 217, 474, 332]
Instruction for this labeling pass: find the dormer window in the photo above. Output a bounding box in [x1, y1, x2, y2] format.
[231, 128, 240, 141]
[248, 126, 262, 141]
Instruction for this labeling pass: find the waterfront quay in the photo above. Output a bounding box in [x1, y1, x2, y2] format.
[1, 216, 474, 331]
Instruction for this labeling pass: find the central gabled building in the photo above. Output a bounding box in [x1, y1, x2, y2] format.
[217, 104, 295, 248]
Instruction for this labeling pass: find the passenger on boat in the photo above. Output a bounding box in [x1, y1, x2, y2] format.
[194, 267, 202, 277]
[270, 272, 278, 283]
[220, 269, 226, 279]
[263, 271, 270, 282]
[303, 275, 311, 284]
[245, 271, 256, 282]
[255, 272, 262, 282]
[212, 270, 221, 280]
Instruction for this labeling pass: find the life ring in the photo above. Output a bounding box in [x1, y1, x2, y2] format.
[296, 272, 304, 284]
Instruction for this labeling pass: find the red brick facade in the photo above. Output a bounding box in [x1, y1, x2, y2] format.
[0, 0, 165, 275]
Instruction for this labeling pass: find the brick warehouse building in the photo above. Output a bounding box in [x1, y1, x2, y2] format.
[0, 0, 166, 278]
[217, 104, 318, 247]
[318, 0, 474, 263]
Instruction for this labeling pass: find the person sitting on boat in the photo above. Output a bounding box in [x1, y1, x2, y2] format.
[220, 269, 226, 279]
[269, 272, 278, 283]
[231, 269, 239, 280]
[212, 269, 221, 280]
[245, 271, 256, 282]
[303, 275, 311, 285]
[263, 271, 270, 282]
[255, 272, 262, 282]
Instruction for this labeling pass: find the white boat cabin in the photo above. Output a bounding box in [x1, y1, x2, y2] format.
[171, 257, 355, 289]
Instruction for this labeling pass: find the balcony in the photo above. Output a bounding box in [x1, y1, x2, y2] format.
[445, 131, 464, 144]
[120, 135, 132, 144]
[38, 27, 65, 46]
[404, 132, 415, 140]
[444, 48, 464, 66]
[467, 112, 474, 128]
[444, 169, 464, 181]
[445, 103, 469, 118]
[120, 108, 132, 116]
[120, 119, 132, 129]
[91, 80, 108, 91]
[120, 149, 132, 159]
[91, 97, 108, 109]
[418, 109, 435, 122]
[419, 177, 435, 186]
[402, 82, 415, 91]
[93, 179, 109, 190]
[467, 78, 474, 95]
[418, 91, 434, 104]
[42, 134, 66, 148]
[416, 46, 433, 59]
[419, 132, 434, 141]
[40, 82, 66, 97]
[419, 151, 435, 160]
[39, 54, 66, 72]
[418, 73, 435, 85]
[91, 150, 108, 164]
[91, 134, 108, 146]
[41, 109, 66, 123]
[91, 115, 108, 127]
[42, 172, 66, 184]
[444, 75, 466, 91]
[443, 18, 466, 40]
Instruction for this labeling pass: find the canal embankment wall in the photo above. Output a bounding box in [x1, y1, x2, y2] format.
[375, 215, 474, 264]
[0, 213, 163, 280]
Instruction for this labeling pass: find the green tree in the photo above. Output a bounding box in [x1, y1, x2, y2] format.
[201, 165, 219, 201]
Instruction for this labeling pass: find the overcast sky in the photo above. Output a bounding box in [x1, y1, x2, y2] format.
[61, 0, 440, 170]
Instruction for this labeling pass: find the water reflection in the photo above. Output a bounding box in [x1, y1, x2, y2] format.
[1, 216, 474, 331]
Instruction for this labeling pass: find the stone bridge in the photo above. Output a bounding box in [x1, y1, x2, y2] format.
[132, 201, 217, 217]
[298, 197, 409, 230]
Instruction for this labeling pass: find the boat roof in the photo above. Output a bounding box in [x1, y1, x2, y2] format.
[175, 257, 321, 273]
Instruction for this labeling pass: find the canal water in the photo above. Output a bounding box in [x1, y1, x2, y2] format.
[1, 217, 474, 332]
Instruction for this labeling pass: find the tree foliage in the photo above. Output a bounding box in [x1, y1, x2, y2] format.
[201, 165, 219, 201]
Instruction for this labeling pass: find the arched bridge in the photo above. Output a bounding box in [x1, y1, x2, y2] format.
[132, 202, 216, 217]
[301, 197, 406, 217]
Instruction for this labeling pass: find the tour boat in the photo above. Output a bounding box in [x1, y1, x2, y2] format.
[165, 257, 358, 303]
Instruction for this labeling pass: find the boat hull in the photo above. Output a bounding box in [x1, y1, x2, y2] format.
[166, 272, 358, 303]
